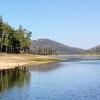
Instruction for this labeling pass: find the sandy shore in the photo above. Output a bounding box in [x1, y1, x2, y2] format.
[0, 54, 62, 70]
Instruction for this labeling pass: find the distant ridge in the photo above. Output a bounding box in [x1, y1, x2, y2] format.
[89, 45, 100, 53]
[30, 39, 85, 54]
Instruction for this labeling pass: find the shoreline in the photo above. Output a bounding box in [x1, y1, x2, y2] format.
[49, 54, 100, 56]
[0, 54, 100, 70]
[0, 54, 63, 70]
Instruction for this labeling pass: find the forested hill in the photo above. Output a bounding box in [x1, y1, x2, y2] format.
[30, 39, 85, 55]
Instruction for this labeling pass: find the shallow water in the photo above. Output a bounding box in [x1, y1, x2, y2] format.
[0, 59, 100, 100]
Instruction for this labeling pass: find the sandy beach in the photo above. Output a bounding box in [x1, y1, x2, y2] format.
[0, 54, 61, 70]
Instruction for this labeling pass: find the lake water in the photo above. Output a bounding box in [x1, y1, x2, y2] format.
[0, 57, 100, 100]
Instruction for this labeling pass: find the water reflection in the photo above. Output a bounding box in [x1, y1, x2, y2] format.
[0, 67, 30, 91]
[28, 62, 63, 72]
[0, 62, 63, 92]
[0, 60, 100, 100]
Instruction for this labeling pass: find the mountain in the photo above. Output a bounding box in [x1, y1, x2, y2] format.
[30, 39, 85, 54]
[89, 45, 100, 54]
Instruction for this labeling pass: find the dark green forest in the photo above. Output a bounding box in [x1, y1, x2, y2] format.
[0, 16, 32, 53]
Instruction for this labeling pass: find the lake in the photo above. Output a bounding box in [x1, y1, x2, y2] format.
[0, 57, 100, 100]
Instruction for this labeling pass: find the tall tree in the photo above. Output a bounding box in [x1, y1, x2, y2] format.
[0, 17, 32, 53]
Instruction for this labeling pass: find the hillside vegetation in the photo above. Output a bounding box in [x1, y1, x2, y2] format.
[30, 39, 85, 55]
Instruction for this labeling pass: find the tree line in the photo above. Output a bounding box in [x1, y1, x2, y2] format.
[0, 16, 32, 53]
[31, 47, 57, 55]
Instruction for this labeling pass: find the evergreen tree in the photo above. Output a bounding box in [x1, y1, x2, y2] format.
[0, 16, 32, 53]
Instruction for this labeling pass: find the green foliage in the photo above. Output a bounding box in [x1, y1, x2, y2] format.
[0, 17, 32, 53]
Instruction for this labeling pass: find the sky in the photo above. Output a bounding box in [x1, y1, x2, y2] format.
[0, 0, 100, 49]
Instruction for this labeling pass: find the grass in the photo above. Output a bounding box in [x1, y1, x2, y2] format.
[30, 57, 63, 62]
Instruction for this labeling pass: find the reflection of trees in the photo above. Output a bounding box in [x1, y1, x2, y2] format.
[29, 62, 63, 72]
[0, 67, 30, 91]
[0, 63, 63, 91]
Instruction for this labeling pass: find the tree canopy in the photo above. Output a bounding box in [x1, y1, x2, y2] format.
[0, 16, 32, 53]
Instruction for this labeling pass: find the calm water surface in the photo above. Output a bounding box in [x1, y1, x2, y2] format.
[0, 58, 100, 100]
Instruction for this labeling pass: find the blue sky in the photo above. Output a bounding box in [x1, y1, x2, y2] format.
[0, 0, 100, 49]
